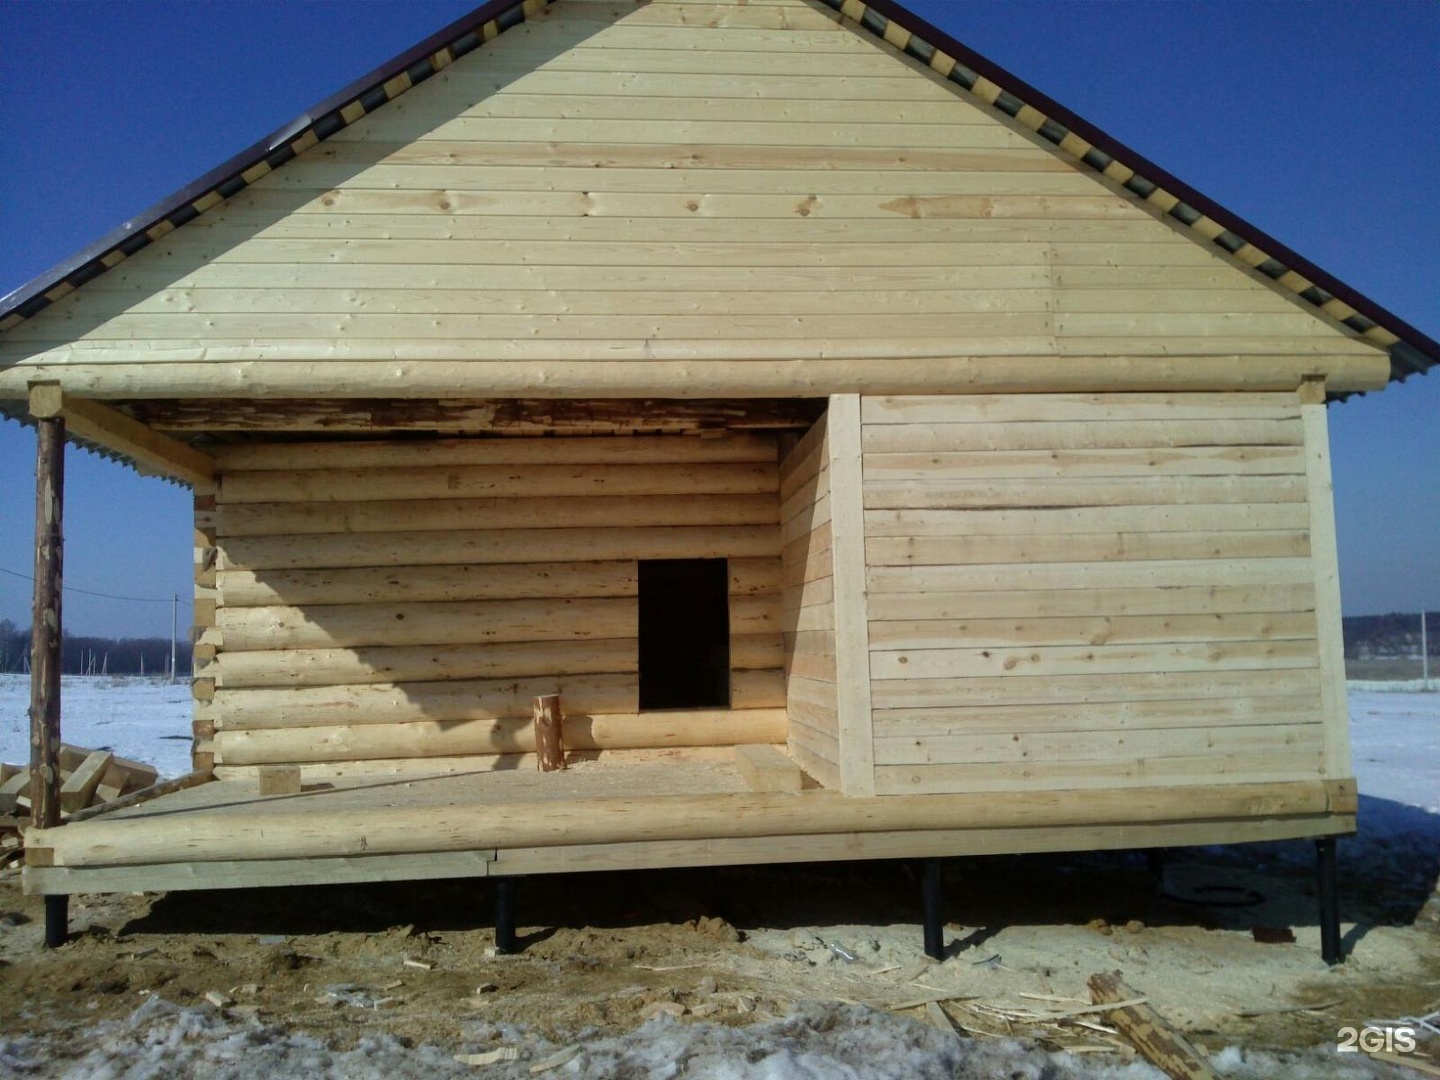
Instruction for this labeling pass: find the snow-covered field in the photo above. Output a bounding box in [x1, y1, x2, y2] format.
[0, 674, 195, 779]
[1, 677, 1435, 1079]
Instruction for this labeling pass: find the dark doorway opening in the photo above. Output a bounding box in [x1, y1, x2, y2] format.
[638, 559, 730, 710]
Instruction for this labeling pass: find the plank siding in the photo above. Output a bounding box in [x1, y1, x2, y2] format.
[0, 0, 1385, 400]
[206, 433, 785, 766]
[780, 415, 840, 788]
[861, 393, 1333, 796]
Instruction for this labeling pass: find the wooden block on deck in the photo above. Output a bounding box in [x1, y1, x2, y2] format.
[0, 771, 31, 816]
[60, 751, 113, 813]
[257, 766, 302, 796]
[734, 744, 804, 793]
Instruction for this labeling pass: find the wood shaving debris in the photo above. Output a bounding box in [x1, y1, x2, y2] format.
[530, 1045, 582, 1074]
[454, 1047, 518, 1067]
[888, 992, 981, 1012]
[402, 958, 433, 970]
[1234, 1000, 1340, 1017]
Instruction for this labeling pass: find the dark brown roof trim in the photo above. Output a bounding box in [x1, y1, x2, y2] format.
[818, 0, 1437, 388]
[2, 0, 1433, 391]
[0, 0, 546, 330]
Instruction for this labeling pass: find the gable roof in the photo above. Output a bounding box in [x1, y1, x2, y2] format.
[1, 0, 1434, 390]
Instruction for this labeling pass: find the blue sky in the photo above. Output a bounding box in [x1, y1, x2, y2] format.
[1, 0, 1436, 637]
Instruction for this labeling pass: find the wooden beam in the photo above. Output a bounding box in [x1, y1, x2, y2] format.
[67, 770, 216, 823]
[29, 778, 1345, 869]
[28, 409, 64, 830]
[28, 383, 215, 488]
[0, 352, 1393, 401]
[1088, 972, 1219, 1080]
[59, 751, 112, 814]
[828, 394, 876, 796]
[123, 398, 827, 435]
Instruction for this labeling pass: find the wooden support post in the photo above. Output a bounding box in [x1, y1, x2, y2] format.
[44, 896, 68, 949]
[494, 878, 518, 954]
[1316, 836, 1342, 965]
[28, 403, 66, 948]
[1088, 971, 1219, 1080]
[533, 694, 565, 772]
[1145, 848, 1168, 888]
[922, 859, 945, 961]
[28, 411, 64, 830]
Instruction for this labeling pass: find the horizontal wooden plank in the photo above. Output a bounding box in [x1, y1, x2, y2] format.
[217, 597, 636, 651]
[869, 668, 1322, 710]
[863, 445, 1305, 481]
[863, 503, 1311, 537]
[875, 722, 1325, 767]
[729, 557, 782, 596]
[218, 560, 637, 607]
[215, 433, 777, 470]
[862, 475, 1309, 510]
[28, 816, 1355, 892]
[872, 693, 1324, 737]
[212, 673, 639, 730]
[786, 676, 840, 716]
[29, 779, 1348, 870]
[783, 598, 834, 633]
[221, 461, 778, 503]
[86, 284, 1070, 320]
[731, 633, 786, 671]
[867, 557, 1316, 595]
[860, 392, 1301, 425]
[217, 492, 779, 537]
[874, 751, 1326, 795]
[84, 260, 1059, 294]
[865, 529, 1310, 567]
[865, 583, 1315, 622]
[219, 525, 781, 570]
[209, 639, 637, 689]
[785, 645, 836, 682]
[861, 418, 1306, 453]
[215, 708, 789, 764]
[867, 611, 1319, 650]
[38, 310, 1076, 344]
[870, 638, 1319, 680]
[731, 593, 783, 635]
[731, 668, 787, 709]
[781, 573, 833, 615]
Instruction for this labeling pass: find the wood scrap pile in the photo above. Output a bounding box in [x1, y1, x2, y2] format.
[895, 972, 1220, 1079]
[0, 743, 158, 823]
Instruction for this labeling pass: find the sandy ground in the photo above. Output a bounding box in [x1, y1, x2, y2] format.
[0, 681, 1437, 1076]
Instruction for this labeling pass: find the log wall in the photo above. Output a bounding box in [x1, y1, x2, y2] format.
[780, 415, 839, 788]
[860, 392, 1341, 796]
[201, 433, 787, 766]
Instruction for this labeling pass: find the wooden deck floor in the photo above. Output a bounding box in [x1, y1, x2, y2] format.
[22, 750, 1356, 897]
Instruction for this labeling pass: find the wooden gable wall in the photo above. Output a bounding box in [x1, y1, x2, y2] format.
[0, 0, 1386, 400]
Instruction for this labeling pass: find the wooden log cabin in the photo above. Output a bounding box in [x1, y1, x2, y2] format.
[3, 0, 1436, 959]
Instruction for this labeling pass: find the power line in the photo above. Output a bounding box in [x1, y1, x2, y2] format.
[0, 565, 191, 605]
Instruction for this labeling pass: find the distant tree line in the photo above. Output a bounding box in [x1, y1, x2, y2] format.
[0, 620, 193, 676]
[1342, 612, 1437, 660]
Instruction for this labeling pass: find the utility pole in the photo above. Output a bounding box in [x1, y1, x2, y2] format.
[1423, 610, 1430, 684]
[169, 592, 178, 684]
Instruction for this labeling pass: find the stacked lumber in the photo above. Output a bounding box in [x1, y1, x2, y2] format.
[0, 744, 158, 819]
